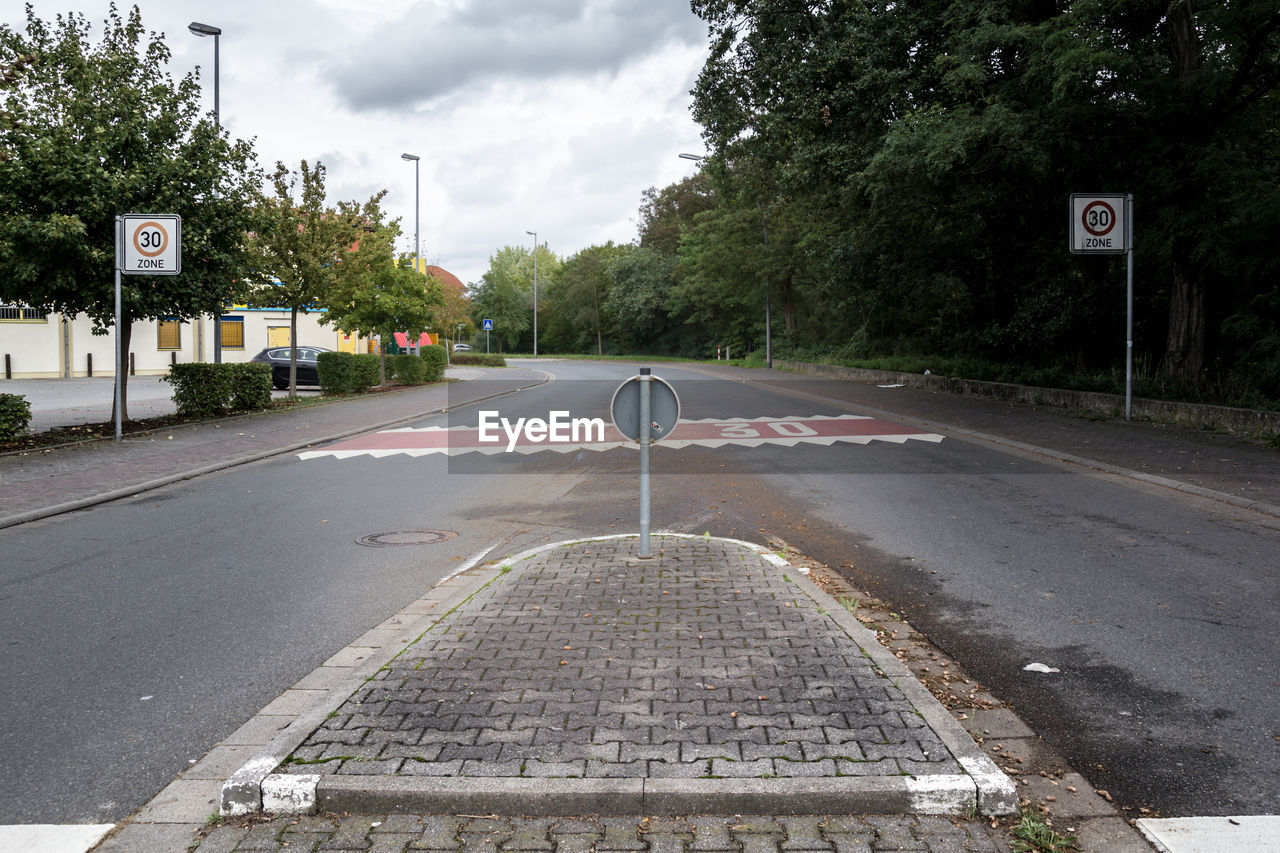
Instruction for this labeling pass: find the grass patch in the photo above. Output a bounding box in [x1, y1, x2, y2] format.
[1010, 815, 1081, 852]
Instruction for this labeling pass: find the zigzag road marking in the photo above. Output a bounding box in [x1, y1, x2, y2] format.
[298, 414, 944, 459]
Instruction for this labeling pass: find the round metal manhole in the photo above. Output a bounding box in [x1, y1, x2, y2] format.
[356, 529, 458, 547]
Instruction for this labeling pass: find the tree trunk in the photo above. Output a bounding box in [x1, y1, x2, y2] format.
[109, 313, 133, 425]
[289, 307, 298, 398]
[1165, 246, 1206, 379]
[1163, 0, 1207, 380]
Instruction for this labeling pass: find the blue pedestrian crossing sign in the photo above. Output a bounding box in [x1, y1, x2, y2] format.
[482, 319, 493, 330]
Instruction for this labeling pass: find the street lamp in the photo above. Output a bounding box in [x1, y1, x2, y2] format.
[190, 21, 223, 363]
[679, 153, 772, 369]
[526, 230, 538, 358]
[401, 153, 420, 276]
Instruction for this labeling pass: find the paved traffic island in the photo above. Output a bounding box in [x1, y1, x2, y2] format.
[255, 536, 1014, 817]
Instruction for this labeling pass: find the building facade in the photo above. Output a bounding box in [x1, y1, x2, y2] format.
[0, 304, 368, 379]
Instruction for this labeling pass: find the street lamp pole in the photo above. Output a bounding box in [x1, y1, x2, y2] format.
[190, 21, 222, 363]
[526, 230, 538, 358]
[679, 153, 772, 369]
[401, 153, 420, 275]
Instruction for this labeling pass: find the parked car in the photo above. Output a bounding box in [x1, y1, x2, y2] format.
[452, 343, 473, 352]
[249, 346, 332, 389]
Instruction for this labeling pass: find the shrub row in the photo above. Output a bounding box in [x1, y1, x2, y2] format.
[0, 393, 33, 440]
[451, 352, 506, 367]
[316, 352, 381, 394]
[164, 363, 273, 418]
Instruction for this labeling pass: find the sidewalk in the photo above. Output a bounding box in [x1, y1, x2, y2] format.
[0, 368, 545, 529]
[102, 535, 1036, 853]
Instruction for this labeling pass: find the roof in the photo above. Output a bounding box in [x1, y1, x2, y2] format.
[425, 264, 465, 292]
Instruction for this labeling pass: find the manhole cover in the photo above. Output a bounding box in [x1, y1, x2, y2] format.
[356, 530, 458, 547]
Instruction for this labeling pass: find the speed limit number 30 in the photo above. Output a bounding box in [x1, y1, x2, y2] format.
[119, 214, 181, 275]
[1070, 194, 1127, 254]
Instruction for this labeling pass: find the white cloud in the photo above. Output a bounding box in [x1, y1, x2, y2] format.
[13, 0, 711, 286]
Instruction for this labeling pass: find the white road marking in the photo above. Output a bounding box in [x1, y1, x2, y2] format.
[0, 824, 115, 853]
[1137, 816, 1280, 852]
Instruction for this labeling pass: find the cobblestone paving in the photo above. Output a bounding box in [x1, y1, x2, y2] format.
[197, 814, 1012, 853]
[282, 537, 958, 781]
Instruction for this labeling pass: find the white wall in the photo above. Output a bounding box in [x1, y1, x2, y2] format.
[0, 309, 366, 378]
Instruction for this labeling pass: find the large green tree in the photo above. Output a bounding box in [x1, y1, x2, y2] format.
[542, 241, 628, 354]
[243, 160, 389, 395]
[0, 4, 260, 418]
[469, 244, 560, 352]
[689, 0, 1280, 387]
[323, 256, 441, 384]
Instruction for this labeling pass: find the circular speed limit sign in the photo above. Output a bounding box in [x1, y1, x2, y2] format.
[1070, 194, 1127, 254]
[1081, 200, 1117, 237]
[131, 221, 169, 258]
[119, 214, 182, 275]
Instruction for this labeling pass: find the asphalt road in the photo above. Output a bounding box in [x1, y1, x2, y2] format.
[0, 361, 1275, 824]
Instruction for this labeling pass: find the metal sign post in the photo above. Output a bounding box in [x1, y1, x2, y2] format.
[611, 369, 680, 559]
[483, 318, 493, 354]
[116, 214, 182, 440]
[1070, 194, 1134, 420]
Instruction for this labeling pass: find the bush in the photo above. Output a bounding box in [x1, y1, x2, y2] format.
[0, 393, 32, 439]
[393, 353, 427, 385]
[228, 362, 272, 411]
[317, 351, 354, 394]
[421, 344, 447, 381]
[165, 363, 235, 417]
[450, 352, 506, 367]
[353, 353, 381, 391]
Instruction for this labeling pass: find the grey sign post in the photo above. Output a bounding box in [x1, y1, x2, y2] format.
[1070, 194, 1134, 420]
[115, 214, 182, 440]
[611, 369, 680, 558]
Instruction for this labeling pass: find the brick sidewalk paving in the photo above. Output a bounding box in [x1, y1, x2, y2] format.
[195, 814, 1011, 853]
[283, 538, 958, 783]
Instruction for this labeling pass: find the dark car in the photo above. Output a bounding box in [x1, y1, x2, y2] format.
[250, 346, 331, 389]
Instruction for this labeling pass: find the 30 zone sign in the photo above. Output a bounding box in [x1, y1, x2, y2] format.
[119, 214, 181, 275]
[1070, 194, 1127, 254]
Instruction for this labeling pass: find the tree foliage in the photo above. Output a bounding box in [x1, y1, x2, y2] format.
[243, 160, 389, 395]
[468, 243, 560, 352]
[675, 0, 1280, 393]
[0, 4, 260, 418]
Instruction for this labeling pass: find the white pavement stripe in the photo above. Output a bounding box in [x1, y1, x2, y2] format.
[0, 824, 115, 853]
[1137, 816, 1280, 853]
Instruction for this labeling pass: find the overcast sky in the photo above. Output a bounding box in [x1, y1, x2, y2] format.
[18, 0, 711, 285]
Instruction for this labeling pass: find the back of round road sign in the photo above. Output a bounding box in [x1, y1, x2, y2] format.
[611, 374, 680, 442]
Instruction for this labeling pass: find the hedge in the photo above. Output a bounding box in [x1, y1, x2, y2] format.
[451, 352, 506, 367]
[318, 351, 381, 393]
[165, 362, 274, 417]
[353, 353, 380, 390]
[229, 362, 272, 411]
[317, 351, 354, 393]
[165, 363, 235, 417]
[0, 393, 32, 439]
[393, 353, 427, 385]
[421, 345, 447, 381]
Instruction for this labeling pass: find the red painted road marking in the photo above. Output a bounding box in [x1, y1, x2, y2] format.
[298, 415, 943, 459]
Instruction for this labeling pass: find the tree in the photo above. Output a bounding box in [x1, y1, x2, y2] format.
[689, 0, 1280, 386]
[243, 160, 389, 395]
[322, 251, 441, 384]
[543, 242, 628, 354]
[432, 270, 472, 353]
[469, 244, 560, 352]
[0, 5, 260, 420]
[605, 247, 678, 353]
